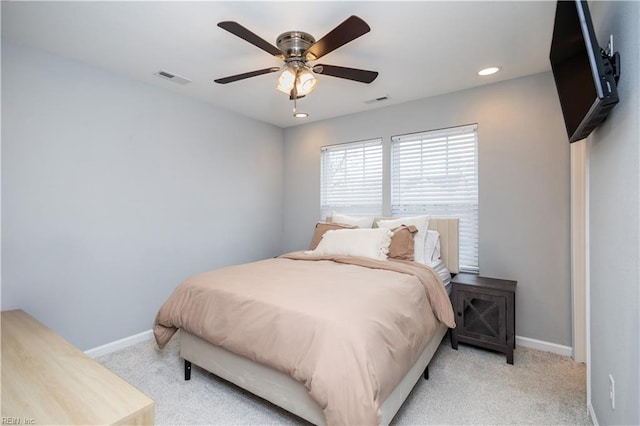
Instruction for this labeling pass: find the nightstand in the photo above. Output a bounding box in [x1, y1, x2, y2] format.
[450, 273, 517, 364]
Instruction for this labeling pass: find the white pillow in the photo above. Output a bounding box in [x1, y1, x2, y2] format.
[331, 212, 374, 228]
[377, 215, 430, 263]
[309, 228, 392, 260]
[425, 230, 441, 262]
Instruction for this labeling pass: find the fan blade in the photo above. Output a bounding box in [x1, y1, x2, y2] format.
[218, 21, 283, 57]
[214, 67, 280, 84]
[304, 16, 371, 60]
[314, 64, 378, 83]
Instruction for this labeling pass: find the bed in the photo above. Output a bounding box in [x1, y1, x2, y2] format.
[154, 217, 459, 425]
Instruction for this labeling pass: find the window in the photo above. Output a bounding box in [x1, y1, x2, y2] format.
[320, 138, 383, 219]
[391, 124, 479, 271]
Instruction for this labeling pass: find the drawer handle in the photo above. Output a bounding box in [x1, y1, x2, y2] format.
[457, 312, 462, 317]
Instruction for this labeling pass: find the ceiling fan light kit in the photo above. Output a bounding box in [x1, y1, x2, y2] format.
[215, 16, 379, 117]
[276, 64, 318, 97]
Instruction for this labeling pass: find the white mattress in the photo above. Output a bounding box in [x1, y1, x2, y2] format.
[427, 258, 452, 294]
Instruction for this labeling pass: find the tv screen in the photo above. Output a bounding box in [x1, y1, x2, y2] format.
[549, 0, 619, 143]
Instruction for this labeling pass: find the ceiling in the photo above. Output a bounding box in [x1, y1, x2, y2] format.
[1, 1, 557, 128]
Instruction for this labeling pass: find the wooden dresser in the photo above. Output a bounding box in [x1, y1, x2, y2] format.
[1, 310, 154, 425]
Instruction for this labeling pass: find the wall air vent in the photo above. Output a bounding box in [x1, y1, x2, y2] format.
[364, 95, 390, 104]
[154, 70, 192, 85]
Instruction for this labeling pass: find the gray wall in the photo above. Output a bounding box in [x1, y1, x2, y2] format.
[283, 72, 572, 347]
[587, 1, 640, 424]
[1, 41, 284, 350]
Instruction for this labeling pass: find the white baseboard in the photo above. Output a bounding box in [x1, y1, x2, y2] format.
[516, 335, 573, 357]
[85, 329, 154, 358]
[588, 402, 599, 426]
[86, 330, 572, 360]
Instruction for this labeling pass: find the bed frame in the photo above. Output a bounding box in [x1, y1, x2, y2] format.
[180, 217, 459, 425]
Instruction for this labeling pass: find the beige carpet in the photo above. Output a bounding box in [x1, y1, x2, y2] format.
[98, 334, 591, 425]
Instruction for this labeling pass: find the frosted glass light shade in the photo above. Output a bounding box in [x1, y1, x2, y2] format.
[276, 67, 296, 94]
[296, 69, 318, 96]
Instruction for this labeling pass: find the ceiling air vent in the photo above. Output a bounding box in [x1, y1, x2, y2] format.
[154, 70, 192, 85]
[364, 95, 390, 104]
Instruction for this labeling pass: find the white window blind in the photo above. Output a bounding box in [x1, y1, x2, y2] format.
[391, 124, 479, 271]
[320, 138, 383, 219]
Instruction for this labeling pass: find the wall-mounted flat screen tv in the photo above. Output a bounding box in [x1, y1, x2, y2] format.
[549, 0, 619, 143]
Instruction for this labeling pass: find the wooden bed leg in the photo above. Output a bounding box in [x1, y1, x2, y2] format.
[423, 366, 429, 380]
[184, 360, 192, 381]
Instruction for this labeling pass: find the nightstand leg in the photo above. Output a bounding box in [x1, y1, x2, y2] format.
[506, 348, 514, 365]
[451, 330, 458, 350]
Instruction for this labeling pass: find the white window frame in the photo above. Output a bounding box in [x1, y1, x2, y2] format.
[391, 124, 479, 272]
[320, 138, 383, 220]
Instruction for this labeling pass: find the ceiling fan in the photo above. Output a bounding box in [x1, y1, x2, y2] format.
[214, 16, 379, 108]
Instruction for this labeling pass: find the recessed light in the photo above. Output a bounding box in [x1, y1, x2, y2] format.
[478, 67, 500, 76]
[293, 112, 309, 118]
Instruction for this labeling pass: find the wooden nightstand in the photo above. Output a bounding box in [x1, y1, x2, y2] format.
[450, 273, 517, 364]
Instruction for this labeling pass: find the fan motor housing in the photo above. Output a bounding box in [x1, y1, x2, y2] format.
[277, 31, 315, 60]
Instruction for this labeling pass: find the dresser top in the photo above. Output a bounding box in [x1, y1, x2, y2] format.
[1, 309, 154, 424]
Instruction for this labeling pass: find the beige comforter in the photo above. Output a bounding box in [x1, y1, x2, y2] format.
[154, 252, 455, 425]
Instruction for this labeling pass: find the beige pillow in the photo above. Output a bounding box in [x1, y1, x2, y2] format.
[377, 215, 430, 263]
[330, 212, 375, 228]
[388, 225, 419, 260]
[310, 222, 357, 250]
[309, 228, 393, 261]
